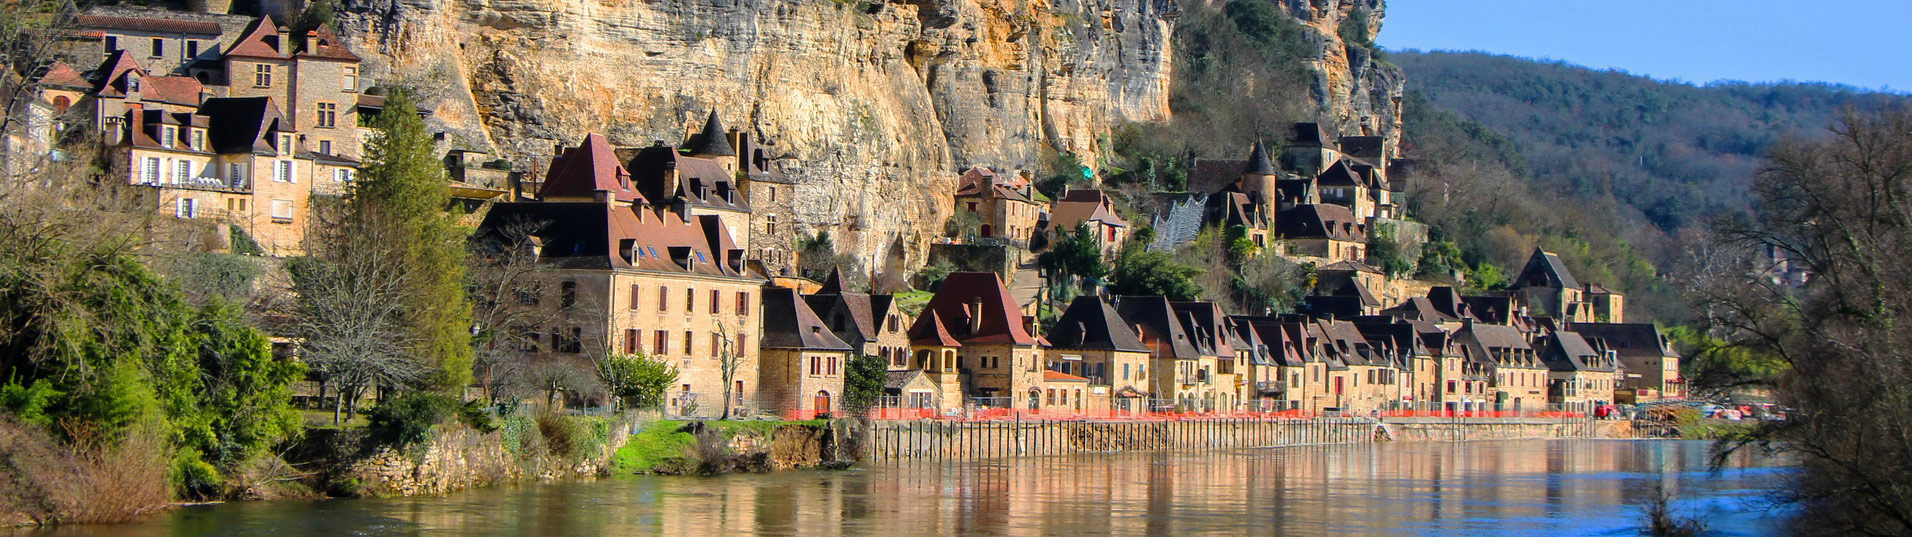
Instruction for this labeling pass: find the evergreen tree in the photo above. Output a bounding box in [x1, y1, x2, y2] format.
[353, 91, 474, 389]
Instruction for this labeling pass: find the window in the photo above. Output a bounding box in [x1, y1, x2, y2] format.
[765, 214, 777, 235]
[683, 331, 693, 357]
[228, 162, 246, 185]
[174, 160, 191, 184]
[270, 199, 294, 222]
[560, 280, 577, 308]
[316, 102, 337, 128]
[176, 198, 196, 218]
[658, 286, 669, 312]
[150, 38, 164, 58]
[685, 288, 696, 313]
[737, 292, 750, 316]
[710, 333, 720, 357]
[186, 40, 198, 59]
[710, 290, 720, 314]
[624, 329, 639, 354]
[318, 140, 332, 154]
[333, 168, 353, 182]
[190, 130, 204, 151]
[343, 66, 358, 93]
[629, 284, 641, 311]
[126, 73, 140, 92]
[275, 160, 294, 183]
[737, 334, 747, 356]
[253, 64, 272, 88]
[654, 331, 669, 355]
[161, 126, 176, 148]
[143, 157, 160, 184]
[278, 134, 293, 156]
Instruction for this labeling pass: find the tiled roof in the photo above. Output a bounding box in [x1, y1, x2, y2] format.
[1289, 122, 1332, 146]
[1047, 189, 1128, 232]
[475, 201, 752, 279]
[1275, 204, 1365, 242]
[1115, 296, 1200, 359]
[296, 26, 360, 62]
[762, 286, 853, 351]
[1043, 370, 1090, 383]
[885, 370, 924, 390]
[195, 96, 284, 155]
[1046, 296, 1149, 352]
[75, 14, 222, 35]
[907, 309, 963, 347]
[622, 144, 748, 211]
[1339, 136, 1385, 159]
[37, 62, 90, 89]
[1464, 323, 1531, 352]
[538, 134, 646, 204]
[682, 110, 735, 157]
[1515, 248, 1581, 290]
[908, 272, 1037, 346]
[1243, 140, 1276, 176]
[224, 17, 287, 59]
[1572, 323, 1678, 358]
[1543, 331, 1611, 372]
[1316, 160, 1365, 187]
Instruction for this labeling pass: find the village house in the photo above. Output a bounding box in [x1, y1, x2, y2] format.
[903, 308, 972, 414]
[1116, 295, 1206, 412]
[475, 133, 765, 418]
[1510, 248, 1627, 323]
[1045, 188, 1131, 258]
[952, 166, 1046, 247]
[1276, 203, 1368, 263]
[1456, 320, 1549, 412]
[1175, 301, 1250, 413]
[1538, 329, 1618, 411]
[1573, 322, 1682, 402]
[905, 272, 1046, 410]
[758, 286, 851, 418]
[1236, 318, 1315, 412]
[1044, 296, 1152, 413]
[804, 268, 913, 367]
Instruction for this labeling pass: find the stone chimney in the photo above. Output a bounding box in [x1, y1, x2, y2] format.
[969, 298, 984, 335]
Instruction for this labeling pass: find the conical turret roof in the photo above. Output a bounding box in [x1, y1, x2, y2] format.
[685, 110, 736, 157]
[1242, 140, 1276, 176]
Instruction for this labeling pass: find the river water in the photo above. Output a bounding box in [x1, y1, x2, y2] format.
[21, 440, 1792, 537]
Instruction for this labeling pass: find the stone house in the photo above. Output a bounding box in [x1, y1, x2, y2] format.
[1511, 248, 1630, 323]
[1044, 296, 1152, 413]
[804, 268, 912, 368]
[905, 272, 1045, 410]
[1539, 330, 1618, 410]
[758, 286, 851, 418]
[1115, 296, 1201, 411]
[904, 309, 972, 414]
[1276, 203, 1367, 263]
[1236, 318, 1315, 412]
[1315, 160, 1378, 221]
[1175, 301, 1249, 413]
[475, 134, 766, 418]
[1456, 320, 1549, 412]
[220, 17, 364, 161]
[1572, 322, 1682, 402]
[1045, 188, 1131, 258]
[953, 166, 1046, 248]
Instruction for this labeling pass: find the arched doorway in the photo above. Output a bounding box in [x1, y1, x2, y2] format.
[51, 96, 70, 113]
[1028, 388, 1042, 410]
[813, 390, 832, 416]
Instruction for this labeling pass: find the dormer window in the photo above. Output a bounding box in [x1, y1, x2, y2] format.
[126, 73, 140, 93]
[189, 129, 205, 151]
[278, 134, 293, 156]
[161, 126, 176, 148]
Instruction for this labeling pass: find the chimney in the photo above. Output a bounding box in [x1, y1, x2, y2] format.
[275, 25, 290, 55]
[969, 298, 984, 335]
[1022, 315, 1037, 337]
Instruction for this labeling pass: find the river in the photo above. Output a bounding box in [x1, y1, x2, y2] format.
[18, 440, 1792, 536]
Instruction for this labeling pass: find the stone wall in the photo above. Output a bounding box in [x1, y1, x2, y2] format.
[297, 415, 641, 498]
[1379, 417, 1595, 443]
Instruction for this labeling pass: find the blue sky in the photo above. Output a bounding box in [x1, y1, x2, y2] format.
[1377, 1, 1912, 92]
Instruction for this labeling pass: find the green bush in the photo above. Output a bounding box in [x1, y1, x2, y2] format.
[366, 392, 457, 448]
[458, 400, 497, 433]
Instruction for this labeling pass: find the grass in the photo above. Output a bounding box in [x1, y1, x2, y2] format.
[609, 420, 697, 475]
[894, 290, 932, 317]
[708, 419, 828, 438]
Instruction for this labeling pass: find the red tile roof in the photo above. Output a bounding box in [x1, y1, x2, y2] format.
[538, 134, 646, 203]
[37, 62, 90, 89]
[909, 272, 1036, 346]
[1047, 189, 1128, 232]
[75, 14, 222, 35]
[908, 309, 963, 347]
[224, 17, 287, 60]
[1043, 370, 1090, 383]
[297, 26, 360, 62]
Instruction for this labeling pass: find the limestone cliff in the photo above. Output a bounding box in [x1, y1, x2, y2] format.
[332, 0, 1398, 266]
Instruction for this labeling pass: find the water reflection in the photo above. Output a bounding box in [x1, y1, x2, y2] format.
[18, 440, 1791, 537]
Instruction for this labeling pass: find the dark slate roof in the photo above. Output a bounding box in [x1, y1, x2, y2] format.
[1297, 296, 1365, 318]
[195, 96, 282, 155]
[1243, 140, 1276, 176]
[1515, 248, 1581, 290]
[1316, 160, 1365, 187]
[818, 266, 852, 294]
[1542, 331, 1609, 372]
[1047, 296, 1149, 352]
[1462, 294, 1519, 325]
[474, 201, 751, 278]
[621, 144, 748, 211]
[1339, 136, 1385, 159]
[1116, 296, 1200, 359]
[806, 291, 877, 342]
[1289, 122, 1331, 147]
[907, 272, 1036, 345]
[1275, 204, 1365, 242]
[1463, 323, 1531, 352]
[1188, 158, 1247, 194]
[761, 286, 853, 351]
[683, 110, 736, 156]
[1572, 323, 1679, 358]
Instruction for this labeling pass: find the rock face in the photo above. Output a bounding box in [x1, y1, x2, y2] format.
[333, 0, 1397, 264]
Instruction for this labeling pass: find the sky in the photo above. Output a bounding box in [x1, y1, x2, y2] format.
[1377, 1, 1912, 92]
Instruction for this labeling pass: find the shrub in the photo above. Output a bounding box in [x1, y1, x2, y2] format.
[536, 413, 610, 460]
[365, 392, 457, 448]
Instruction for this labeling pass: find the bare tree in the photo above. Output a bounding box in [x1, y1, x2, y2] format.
[1701, 106, 1912, 536]
[714, 321, 751, 420]
[291, 201, 430, 424]
[467, 219, 557, 402]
